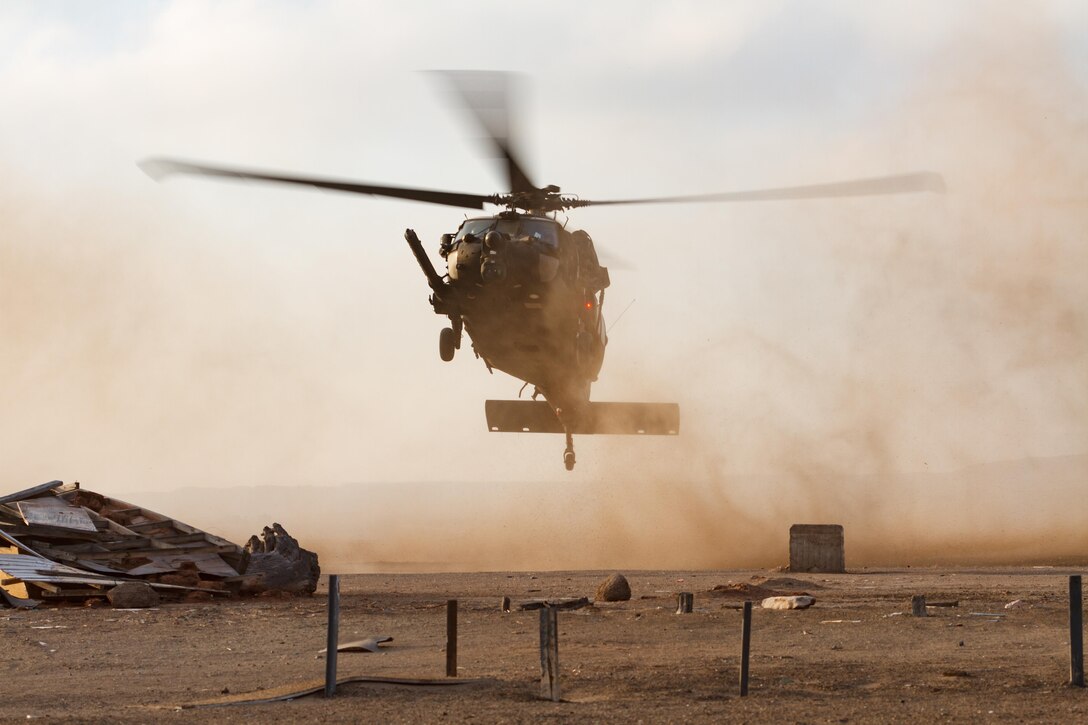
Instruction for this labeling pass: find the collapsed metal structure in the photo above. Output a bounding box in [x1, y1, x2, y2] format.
[0, 480, 316, 607]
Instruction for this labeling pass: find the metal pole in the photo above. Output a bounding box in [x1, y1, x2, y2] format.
[446, 599, 458, 677]
[740, 600, 752, 696]
[1071, 575, 1084, 688]
[324, 574, 340, 698]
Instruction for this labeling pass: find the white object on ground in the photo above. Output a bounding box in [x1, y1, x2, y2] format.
[761, 595, 816, 610]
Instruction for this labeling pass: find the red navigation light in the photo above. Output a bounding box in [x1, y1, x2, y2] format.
[584, 301, 593, 310]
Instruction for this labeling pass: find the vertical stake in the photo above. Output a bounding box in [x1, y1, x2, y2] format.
[446, 599, 458, 677]
[740, 600, 752, 696]
[324, 574, 340, 698]
[1072, 575, 1084, 688]
[911, 594, 928, 617]
[539, 604, 560, 701]
[677, 592, 693, 614]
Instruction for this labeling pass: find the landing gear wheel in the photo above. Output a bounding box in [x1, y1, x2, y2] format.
[439, 327, 457, 362]
[563, 430, 576, 471]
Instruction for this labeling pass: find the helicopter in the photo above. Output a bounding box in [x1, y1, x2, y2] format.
[140, 72, 944, 470]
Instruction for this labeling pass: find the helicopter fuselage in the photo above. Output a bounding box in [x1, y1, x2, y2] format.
[422, 211, 609, 427]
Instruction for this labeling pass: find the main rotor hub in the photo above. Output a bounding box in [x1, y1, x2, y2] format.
[498, 185, 589, 214]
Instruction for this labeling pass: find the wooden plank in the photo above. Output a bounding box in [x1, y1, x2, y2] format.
[79, 508, 157, 541]
[0, 527, 48, 558]
[446, 600, 458, 677]
[88, 491, 240, 552]
[538, 605, 560, 701]
[0, 481, 64, 506]
[29, 580, 61, 593]
[161, 533, 213, 545]
[98, 538, 154, 551]
[740, 601, 753, 696]
[0, 503, 24, 520]
[69, 544, 235, 560]
[125, 520, 177, 531]
[36, 587, 108, 599]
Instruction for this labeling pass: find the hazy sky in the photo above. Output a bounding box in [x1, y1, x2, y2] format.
[1, 1, 1085, 494]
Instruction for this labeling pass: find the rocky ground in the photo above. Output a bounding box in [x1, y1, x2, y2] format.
[2, 567, 1085, 723]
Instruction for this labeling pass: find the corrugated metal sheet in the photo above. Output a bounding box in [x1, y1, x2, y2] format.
[0, 554, 122, 587]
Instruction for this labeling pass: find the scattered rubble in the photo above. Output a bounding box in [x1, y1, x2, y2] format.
[595, 573, 631, 602]
[0, 480, 319, 606]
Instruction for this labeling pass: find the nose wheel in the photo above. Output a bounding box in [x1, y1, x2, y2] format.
[563, 430, 576, 471]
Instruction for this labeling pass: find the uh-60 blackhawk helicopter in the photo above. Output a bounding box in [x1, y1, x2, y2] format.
[140, 72, 944, 470]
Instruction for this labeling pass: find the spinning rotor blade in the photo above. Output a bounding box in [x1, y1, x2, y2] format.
[574, 172, 946, 208]
[138, 158, 496, 210]
[433, 71, 538, 195]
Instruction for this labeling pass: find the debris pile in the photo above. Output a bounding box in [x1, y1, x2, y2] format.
[0, 480, 318, 607]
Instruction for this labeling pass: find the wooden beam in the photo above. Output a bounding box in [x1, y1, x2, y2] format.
[539, 605, 560, 701]
[446, 600, 458, 677]
[740, 601, 752, 696]
[0, 481, 64, 506]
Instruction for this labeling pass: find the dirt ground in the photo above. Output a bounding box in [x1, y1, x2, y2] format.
[2, 567, 1086, 723]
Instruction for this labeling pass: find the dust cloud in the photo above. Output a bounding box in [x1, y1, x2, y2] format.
[574, 9, 1088, 570]
[294, 9, 1087, 572]
[4, 8, 1086, 573]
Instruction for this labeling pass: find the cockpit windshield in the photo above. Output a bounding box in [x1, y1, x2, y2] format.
[519, 219, 559, 248]
[454, 218, 494, 242]
[454, 217, 560, 250]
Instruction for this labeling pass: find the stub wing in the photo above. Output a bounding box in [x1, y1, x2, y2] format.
[485, 400, 679, 435]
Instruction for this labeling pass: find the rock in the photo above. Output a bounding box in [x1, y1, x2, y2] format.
[240, 523, 320, 594]
[595, 573, 631, 602]
[107, 582, 160, 609]
[760, 595, 816, 610]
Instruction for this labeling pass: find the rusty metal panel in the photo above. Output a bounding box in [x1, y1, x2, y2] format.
[789, 524, 846, 573]
[18, 498, 97, 532]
